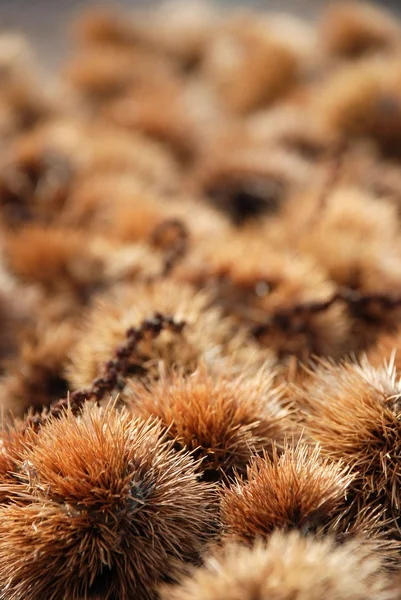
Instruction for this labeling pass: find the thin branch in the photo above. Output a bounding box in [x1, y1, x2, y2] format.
[252, 289, 401, 338]
[25, 313, 186, 431]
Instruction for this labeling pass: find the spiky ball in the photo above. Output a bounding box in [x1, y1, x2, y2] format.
[320, 2, 400, 59]
[179, 232, 350, 360]
[129, 366, 292, 481]
[203, 15, 299, 114]
[220, 443, 352, 541]
[299, 359, 401, 524]
[316, 57, 401, 152]
[161, 531, 395, 600]
[0, 320, 76, 417]
[0, 405, 214, 600]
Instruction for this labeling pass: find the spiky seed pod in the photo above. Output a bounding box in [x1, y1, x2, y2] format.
[288, 185, 401, 350]
[0, 420, 33, 498]
[27, 312, 189, 433]
[203, 15, 299, 114]
[67, 280, 270, 396]
[220, 443, 352, 541]
[245, 106, 335, 162]
[0, 134, 73, 226]
[104, 84, 198, 165]
[329, 140, 401, 208]
[298, 359, 401, 525]
[5, 225, 104, 296]
[320, 2, 400, 59]
[9, 118, 180, 194]
[65, 46, 175, 105]
[0, 405, 215, 600]
[296, 186, 401, 291]
[161, 531, 395, 600]
[195, 144, 312, 225]
[0, 123, 81, 228]
[62, 172, 228, 244]
[0, 320, 77, 417]
[316, 57, 401, 153]
[63, 173, 173, 237]
[4, 225, 163, 304]
[78, 125, 181, 191]
[179, 233, 350, 360]
[90, 237, 163, 284]
[128, 366, 292, 481]
[320, 504, 401, 570]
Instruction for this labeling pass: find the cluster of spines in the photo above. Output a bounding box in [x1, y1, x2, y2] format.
[2, 0, 401, 598]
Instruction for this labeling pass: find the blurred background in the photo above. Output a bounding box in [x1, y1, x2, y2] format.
[1, 0, 400, 69]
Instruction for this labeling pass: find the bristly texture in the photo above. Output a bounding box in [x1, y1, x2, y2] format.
[29, 312, 186, 434]
[278, 185, 401, 352]
[194, 141, 312, 226]
[67, 280, 271, 396]
[5, 225, 104, 295]
[320, 2, 400, 59]
[220, 443, 352, 541]
[298, 358, 401, 525]
[161, 531, 396, 600]
[128, 366, 292, 481]
[0, 320, 76, 417]
[0, 419, 34, 499]
[316, 57, 401, 155]
[0, 405, 215, 600]
[203, 14, 300, 114]
[5, 1, 401, 595]
[4, 224, 163, 305]
[179, 233, 350, 360]
[320, 504, 401, 570]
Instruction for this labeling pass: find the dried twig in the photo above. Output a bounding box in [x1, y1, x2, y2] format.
[25, 312, 186, 431]
[252, 288, 401, 338]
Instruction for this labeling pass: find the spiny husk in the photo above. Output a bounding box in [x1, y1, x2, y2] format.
[298, 358, 401, 525]
[68, 279, 273, 396]
[0, 404, 215, 600]
[220, 442, 353, 541]
[161, 530, 396, 600]
[128, 365, 292, 481]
